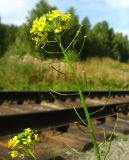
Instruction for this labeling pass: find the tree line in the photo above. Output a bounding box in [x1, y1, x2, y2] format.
[1, 0, 129, 62]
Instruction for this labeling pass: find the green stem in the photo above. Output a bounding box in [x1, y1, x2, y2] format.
[58, 37, 101, 160]
[28, 149, 37, 160]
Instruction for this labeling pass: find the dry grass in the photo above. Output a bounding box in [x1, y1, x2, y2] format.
[44, 57, 129, 90]
[0, 55, 129, 90]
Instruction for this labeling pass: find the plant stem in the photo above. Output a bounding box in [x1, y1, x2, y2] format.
[28, 149, 37, 160]
[58, 38, 101, 160]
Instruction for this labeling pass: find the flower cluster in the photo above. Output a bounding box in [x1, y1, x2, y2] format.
[8, 128, 39, 159]
[30, 10, 71, 46]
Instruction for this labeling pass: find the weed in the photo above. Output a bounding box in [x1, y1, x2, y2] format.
[30, 9, 101, 160]
[8, 128, 39, 159]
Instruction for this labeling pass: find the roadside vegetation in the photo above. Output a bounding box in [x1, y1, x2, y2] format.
[0, 55, 129, 91]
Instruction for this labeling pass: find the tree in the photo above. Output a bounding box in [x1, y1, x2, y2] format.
[90, 21, 114, 57]
[27, 0, 56, 26]
[6, 24, 35, 57]
[112, 33, 129, 62]
[0, 23, 6, 55]
[14, 0, 57, 58]
[78, 16, 91, 60]
[62, 7, 79, 48]
[0, 23, 18, 56]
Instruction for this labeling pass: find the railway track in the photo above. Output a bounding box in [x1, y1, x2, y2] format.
[0, 90, 129, 103]
[1, 115, 129, 159]
[0, 90, 129, 159]
[0, 101, 129, 135]
[0, 90, 129, 135]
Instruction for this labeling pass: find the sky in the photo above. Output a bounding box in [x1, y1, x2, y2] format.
[1, 0, 129, 37]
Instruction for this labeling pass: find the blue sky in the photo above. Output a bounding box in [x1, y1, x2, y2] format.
[1, 0, 129, 37]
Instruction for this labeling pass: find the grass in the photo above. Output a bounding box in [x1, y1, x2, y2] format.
[0, 55, 129, 91]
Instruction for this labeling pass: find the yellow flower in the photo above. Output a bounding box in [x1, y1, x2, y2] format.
[8, 136, 20, 149]
[34, 133, 39, 140]
[52, 10, 62, 18]
[22, 135, 31, 144]
[55, 27, 62, 33]
[63, 14, 71, 22]
[10, 150, 18, 158]
[8, 128, 39, 159]
[30, 10, 72, 47]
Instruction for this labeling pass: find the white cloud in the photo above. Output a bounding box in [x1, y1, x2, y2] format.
[0, 0, 26, 14]
[106, 0, 129, 9]
[0, 0, 27, 25]
[0, 0, 39, 25]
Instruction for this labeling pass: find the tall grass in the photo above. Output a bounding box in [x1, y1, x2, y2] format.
[0, 55, 129, 90]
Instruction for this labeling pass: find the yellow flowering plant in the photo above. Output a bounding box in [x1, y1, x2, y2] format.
[8, 128, 39, 160]
[30, 10, 101, 160]
[7, 9, 117, 160]
[30, 10, 71, 47]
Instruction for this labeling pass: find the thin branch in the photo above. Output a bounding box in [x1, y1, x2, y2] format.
[51, 65, 72, 74]
[89, 90, 111, 116]
[103, 113, 119, 160]
[75, 122, 88, 133]
[42, 47, 62, 54]
[83, 71, 92, 94]
[78, 35, 86, 55]
[73, 106, 87, 126]
[65, 24, 83, 51]
[49, 88, 79, 96]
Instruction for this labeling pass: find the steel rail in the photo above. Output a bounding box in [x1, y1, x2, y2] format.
[0, 102, 129, 136]
[0, 90, 129, 102]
